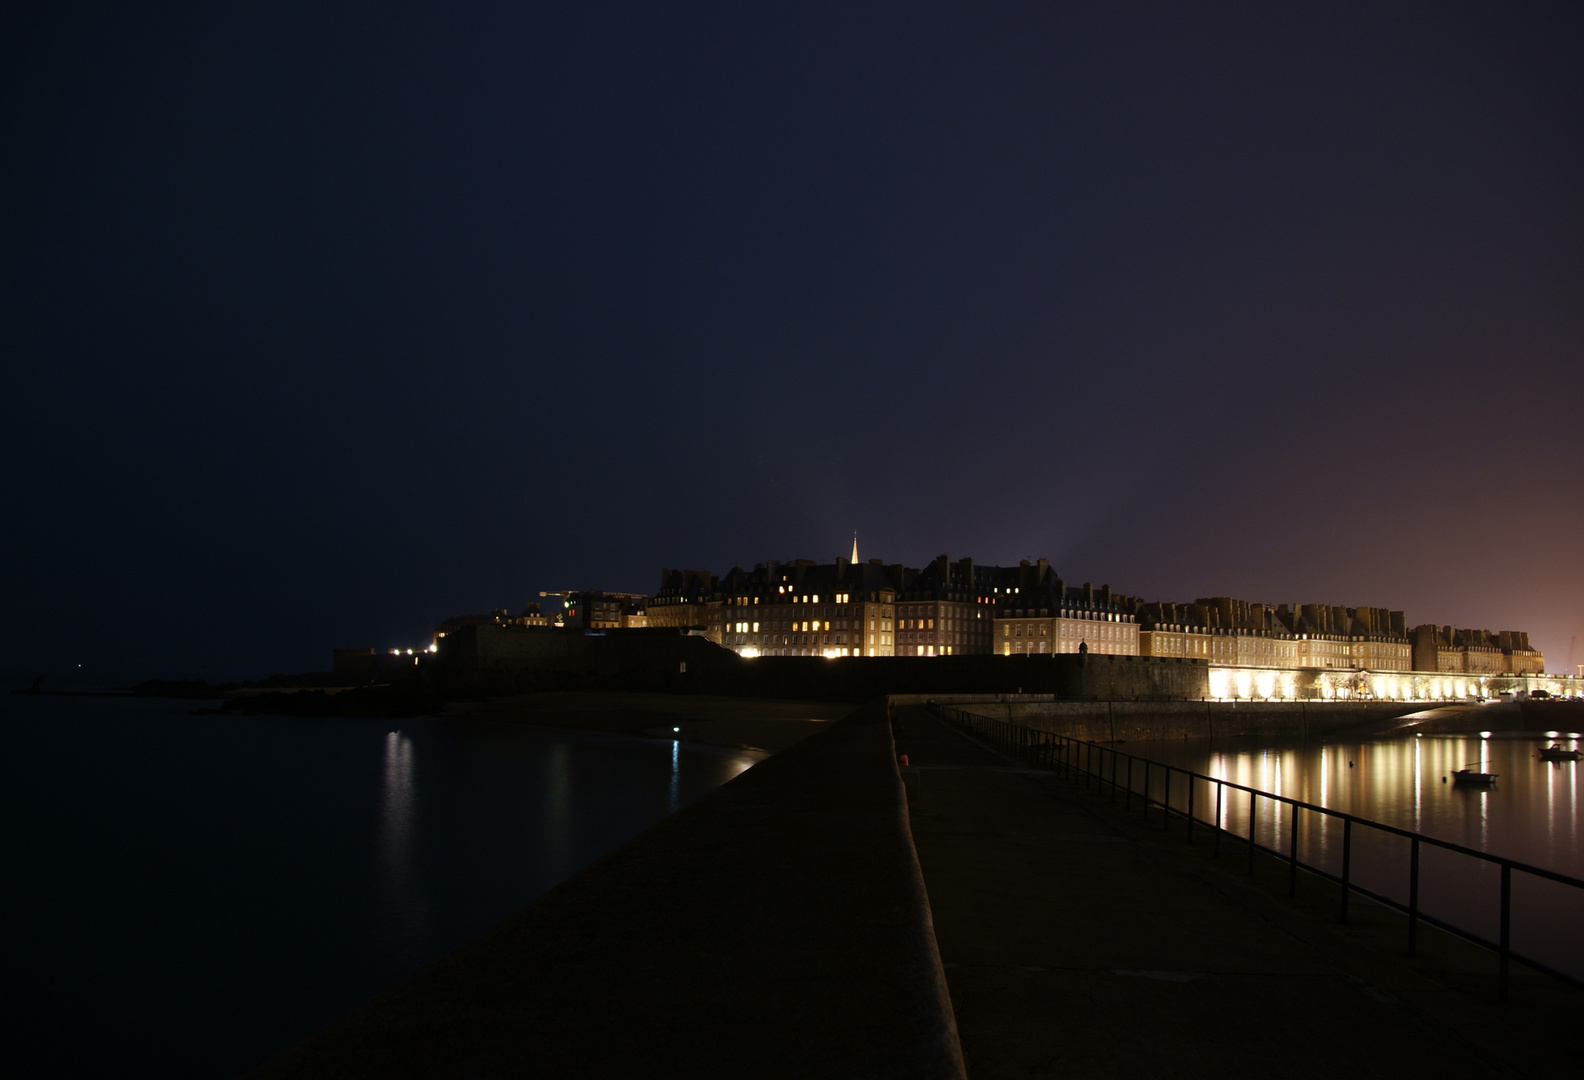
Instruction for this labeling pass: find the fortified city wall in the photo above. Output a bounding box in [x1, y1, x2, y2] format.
[888, 696, 1425, 743]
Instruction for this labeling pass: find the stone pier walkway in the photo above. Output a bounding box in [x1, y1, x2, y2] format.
[248, 702, 961, 1079]
[897, 706, 1583, 1079]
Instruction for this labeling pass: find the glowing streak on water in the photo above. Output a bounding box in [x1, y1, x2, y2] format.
[1413, 737, 1421, 832]
[381, 731, 425, 949]
[669, 739, 680, 814]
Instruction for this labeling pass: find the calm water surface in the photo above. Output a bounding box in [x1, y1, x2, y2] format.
[1, 694, 763, 1078]
[1133, 727, 1583, 980]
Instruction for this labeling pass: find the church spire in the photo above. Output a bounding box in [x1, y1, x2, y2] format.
[850, 532, 859, 564]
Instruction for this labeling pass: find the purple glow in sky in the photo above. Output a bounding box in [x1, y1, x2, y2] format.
[3, 3, 1580, 679]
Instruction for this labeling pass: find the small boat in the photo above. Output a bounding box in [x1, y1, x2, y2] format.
[1452, 769, 1498, 786]
[1537, 744, 1581, 762]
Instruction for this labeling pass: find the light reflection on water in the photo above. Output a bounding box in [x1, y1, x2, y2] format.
[670, 739, 680, 814]
[1138, 731, 1583, 980]
[381, 730, 425, 954]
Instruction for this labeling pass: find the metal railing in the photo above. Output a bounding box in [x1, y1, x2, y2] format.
[928, 701, 1584, 999]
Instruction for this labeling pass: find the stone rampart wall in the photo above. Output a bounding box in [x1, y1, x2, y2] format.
[901, 697, 1425, 743]
[440, 627, 1213, 701]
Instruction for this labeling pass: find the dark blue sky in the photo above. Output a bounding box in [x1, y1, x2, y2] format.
[5, 2, 1581, 681]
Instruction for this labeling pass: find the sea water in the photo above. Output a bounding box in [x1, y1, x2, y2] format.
[1132, 727, 1583, 980]
[0, 693, 763, 1077]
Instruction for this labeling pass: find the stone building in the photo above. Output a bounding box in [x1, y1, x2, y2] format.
[709, 552, 1077, 658]
[1136, 601, 1237, 663]
[515, 601, 561, 629]
[1500, 631, 1544, 674]
[892, 554, 1001, 656]
[992, 563, 1141, 657]
[560, 590, 647, 630]
[1285, 603, 1411, 671]
[637, 549, 1543, 679]
[716, 557, 900, 656]
[1132, 596, 1410, 672]
[647, 569, 722, 643]
[1411, 625, 1544, 675]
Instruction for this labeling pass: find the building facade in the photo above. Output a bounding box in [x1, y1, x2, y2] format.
[716, 557, 899, 656]
[647, 569, 722, 643]
[560, 590, 647, 630]
[1133, 596, 1412, 673]
[1411, 625, 1544, 675]
[632, 549, 1551, 684]
[992, 564, 1142, 656]
[893, 554, 1000, 656]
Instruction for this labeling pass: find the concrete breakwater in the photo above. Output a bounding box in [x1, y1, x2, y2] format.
[889, 695, 1429, 744]
[247, 701, 965, 1079]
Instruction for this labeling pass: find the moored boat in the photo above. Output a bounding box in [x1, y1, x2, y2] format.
[1537, 744, 1581, 762]
[1452, 768, 1498, 786]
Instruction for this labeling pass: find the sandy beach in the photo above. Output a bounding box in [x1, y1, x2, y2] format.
[442, 692, 860, 753]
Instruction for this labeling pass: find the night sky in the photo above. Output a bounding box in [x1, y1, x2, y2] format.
[5, 3, 1581, 683]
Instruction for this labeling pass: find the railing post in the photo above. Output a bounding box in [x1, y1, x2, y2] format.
[1340, 819, 1353, 924]
[1248, 791, 1257, 876]
[1214, 782, 1223, 858]
[1163, 767, 1171, 832]
[1126, 756, 1132, 812]
[1110, 747, 1118, 801]
[1288, 805, 1299, 896]
[1499, 863, 1511, 1002]
[1408, 837, 1420, 957]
